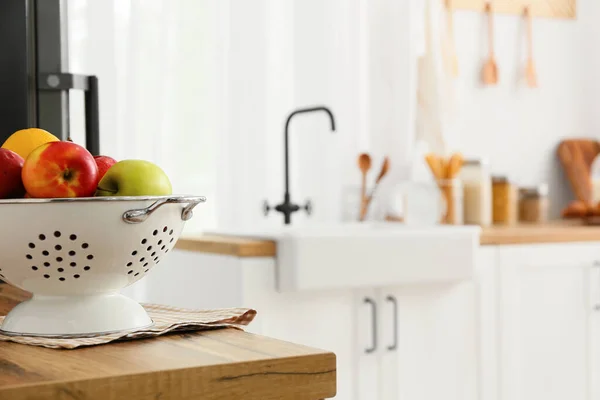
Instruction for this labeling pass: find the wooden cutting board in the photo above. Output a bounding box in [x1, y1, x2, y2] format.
[557, 139, 600, 203]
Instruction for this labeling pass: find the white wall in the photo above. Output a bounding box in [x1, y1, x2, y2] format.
[67, 0, 600, 230]
[447, 0, 599, 217]
[67, 0, 225, 232]
[223, 0, 599, 225]
[220, 0, 417, 230]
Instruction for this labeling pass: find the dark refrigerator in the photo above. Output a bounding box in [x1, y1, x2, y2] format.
[0, 0, 100, 155]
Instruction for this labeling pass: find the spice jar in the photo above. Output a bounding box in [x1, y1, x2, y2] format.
[518, 184, 549, 223]
[460, 158, 492, 226]
[492, 176, 517, 225]
[437, 179, 463, 225]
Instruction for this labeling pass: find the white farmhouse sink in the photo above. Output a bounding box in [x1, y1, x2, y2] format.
[209, 223, 480, 292]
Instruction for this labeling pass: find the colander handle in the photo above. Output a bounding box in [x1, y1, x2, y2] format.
[122, 196, 207, 224]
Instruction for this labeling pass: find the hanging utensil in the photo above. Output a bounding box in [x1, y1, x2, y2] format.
[524, 6, 538, 88]
[444, 0, 459, 77]
[482, 2, 498, 85]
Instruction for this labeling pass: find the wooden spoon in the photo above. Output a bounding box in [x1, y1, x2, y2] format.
[361, 157, 390, 221]
[446, 153, 464, 179]
[425, 153, 444, 180]
[374, 157, 390, 186]
[482, 2, 498, 85]
[524, 6, 537, 88]
[358, 153, 372, 220]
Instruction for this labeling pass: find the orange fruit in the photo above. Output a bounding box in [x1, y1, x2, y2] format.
[1, 128, 59, 160]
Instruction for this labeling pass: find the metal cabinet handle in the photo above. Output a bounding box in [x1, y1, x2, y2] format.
[386, 295, 398, 351]
[363, 297, 377, 353]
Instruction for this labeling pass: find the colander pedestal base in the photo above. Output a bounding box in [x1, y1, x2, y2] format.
[0, 292, 153, 337]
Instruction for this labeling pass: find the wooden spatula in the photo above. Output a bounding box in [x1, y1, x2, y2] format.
[524, 6, 537, 88]
[482, 2, 498, 85]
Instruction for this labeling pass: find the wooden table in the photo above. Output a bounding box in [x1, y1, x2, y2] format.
[0, 285, 336, 400]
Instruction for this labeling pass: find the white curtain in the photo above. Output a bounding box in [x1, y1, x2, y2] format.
[67, 0, 223, 232]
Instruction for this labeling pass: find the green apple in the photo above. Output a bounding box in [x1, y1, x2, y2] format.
[95, 159, 172, 197]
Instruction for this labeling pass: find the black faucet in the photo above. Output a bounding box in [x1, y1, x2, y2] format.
[264, 106, 336, 225]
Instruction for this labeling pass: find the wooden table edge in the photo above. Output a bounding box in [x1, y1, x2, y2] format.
[0, 346, 337, 400]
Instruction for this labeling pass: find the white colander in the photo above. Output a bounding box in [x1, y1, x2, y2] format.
[0, 195, 205, 337]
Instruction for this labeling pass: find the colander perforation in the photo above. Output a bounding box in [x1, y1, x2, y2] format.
[25, 231, 95, 281]
[125, 225, 175, 277]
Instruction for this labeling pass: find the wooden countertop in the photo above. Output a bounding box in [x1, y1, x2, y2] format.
[176, 234, 277, 257]
[175, 222, 600, 257]
[479, 222, 600, 245]
[0, 285, 336, 400]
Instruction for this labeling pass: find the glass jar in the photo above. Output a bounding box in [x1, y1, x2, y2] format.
[492, 176, 517, 225]
[591, 154, 600, 204]
[460, 158, 492, 226]
[437, 178, 463, 225]
[388, 181, 446, 226]
[341, 185, 385, 222]
[518, 184, 549, 223]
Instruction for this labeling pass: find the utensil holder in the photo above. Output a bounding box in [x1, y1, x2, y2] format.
[437, 179, 463, 225]
[341, 185, 385, 222]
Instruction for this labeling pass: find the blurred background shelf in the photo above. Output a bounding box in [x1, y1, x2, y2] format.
[453, 0, 576, 19]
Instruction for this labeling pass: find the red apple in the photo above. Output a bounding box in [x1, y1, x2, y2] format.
[94, 155, 117, 181]
[22, 141, 99, 198]
[0, 148, 25, 199]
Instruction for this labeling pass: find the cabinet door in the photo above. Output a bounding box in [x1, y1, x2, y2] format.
[497, 243, 599, 400]
[241, 258, 358, 400]
[355, 288, 381, 400]
[379, 283, 477, 400]
[591, 263, 600, 400]
[378, 288, 399, 400]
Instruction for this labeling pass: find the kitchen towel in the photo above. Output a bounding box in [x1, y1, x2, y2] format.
[414, 0, 460, 157]
[0, 303, 256, 349]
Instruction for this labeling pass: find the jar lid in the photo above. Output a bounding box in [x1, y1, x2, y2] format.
[492, 175, 509, 184]
[464, 158, 489, 166]
[519, 183, 549, 198]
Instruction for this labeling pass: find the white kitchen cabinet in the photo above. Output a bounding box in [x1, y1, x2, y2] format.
[376, 284, 477, 400]
[353, 284, 477, 400]
[592, 290, 600, 400]
[239, 257, 358, 400]
[484, 243, 600, 400]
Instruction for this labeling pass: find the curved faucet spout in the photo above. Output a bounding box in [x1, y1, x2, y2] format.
[264, 105, 337, 225]
[284, 106, 336, 198]
[285, 106, 336, 136]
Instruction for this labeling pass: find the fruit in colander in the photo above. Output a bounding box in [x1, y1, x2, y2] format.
[94, 155, 117, 181]
[96, 159, 172, 197]
[22, 141, 99, 198]
[0, 148, 26, 199]
[1, 128, 59, 159]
